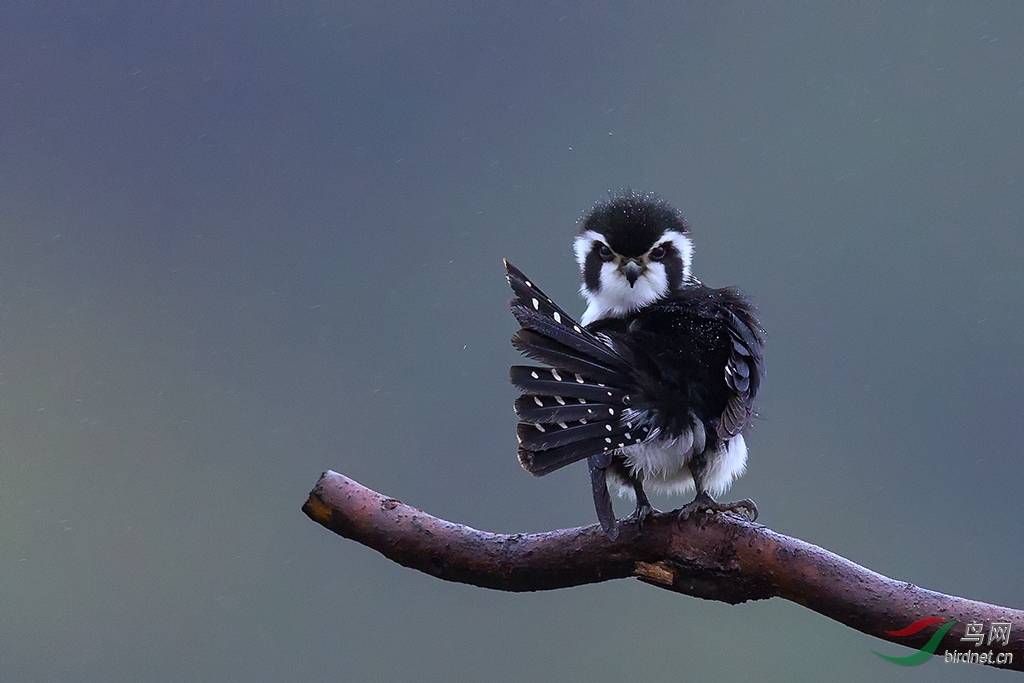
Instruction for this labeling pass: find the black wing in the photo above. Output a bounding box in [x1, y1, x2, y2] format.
[586, 284, 765, 445]
[717, 291, 765, 440]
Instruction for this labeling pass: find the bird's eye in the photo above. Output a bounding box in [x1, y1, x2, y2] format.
[649, 245, 666, 261]
[598, 244, 615, 262]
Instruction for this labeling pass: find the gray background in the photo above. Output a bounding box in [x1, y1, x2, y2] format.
[2, 2, 1022, 681]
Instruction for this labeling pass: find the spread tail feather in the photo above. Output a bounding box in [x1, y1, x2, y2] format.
[505, 260, 644, 476]
[512, 329, 621, 385]
[505, 260, 622, 368]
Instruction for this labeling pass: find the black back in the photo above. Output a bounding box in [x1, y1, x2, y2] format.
[588, 283, 764, 447]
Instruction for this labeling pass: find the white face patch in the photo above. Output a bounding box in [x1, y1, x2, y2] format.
[574, 229, 692, 325]
[573, 230, 602, 270]
[577, 227, 696, 325]
[661, 229, 694, 278]
[580, 261, 667, 325]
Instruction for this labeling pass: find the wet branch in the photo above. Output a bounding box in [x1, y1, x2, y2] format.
[303, 470, 1023, 672]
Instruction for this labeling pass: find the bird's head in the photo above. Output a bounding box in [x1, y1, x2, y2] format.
[574, 191, 694, 324]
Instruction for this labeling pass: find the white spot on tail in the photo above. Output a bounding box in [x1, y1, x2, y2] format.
[553, 311, 561, 323]
[551, 369, 562, 381]
[532, 298, 540, 310]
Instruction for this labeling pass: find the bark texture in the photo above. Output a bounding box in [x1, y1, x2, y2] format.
[303, 470, 1023, 672]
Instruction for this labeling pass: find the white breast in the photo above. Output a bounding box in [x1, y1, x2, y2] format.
[607, 433, 748, 500]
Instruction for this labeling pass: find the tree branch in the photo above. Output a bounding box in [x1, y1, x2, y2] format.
[303, 470, 1023, 671]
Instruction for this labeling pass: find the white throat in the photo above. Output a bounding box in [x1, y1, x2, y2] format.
[579, 267, 665, 325]
[574, 229, 693, 325]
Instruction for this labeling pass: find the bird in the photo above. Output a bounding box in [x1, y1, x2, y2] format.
[506, 191, 765, 539]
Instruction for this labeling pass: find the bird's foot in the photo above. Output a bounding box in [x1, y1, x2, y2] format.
[677, 492, 758, 523]
[630, 501, 657, 530]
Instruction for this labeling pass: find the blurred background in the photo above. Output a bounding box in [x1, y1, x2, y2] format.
[1, 2, 1022, 681]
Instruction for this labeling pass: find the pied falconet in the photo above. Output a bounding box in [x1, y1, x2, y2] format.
[505, 191, 765, 538]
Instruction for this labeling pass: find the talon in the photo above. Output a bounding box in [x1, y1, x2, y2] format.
[677, 493, 758, 523]
[731, 498, 758, 522]
[631, 502, 656, 530]
[677, 491, 713, 522]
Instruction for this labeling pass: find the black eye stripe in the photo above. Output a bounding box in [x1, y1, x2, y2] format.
[660, 243, 684, 290]
[583, 242, 605, 292]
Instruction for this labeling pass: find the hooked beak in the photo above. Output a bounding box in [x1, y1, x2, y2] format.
[619, 259, 645, 287]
